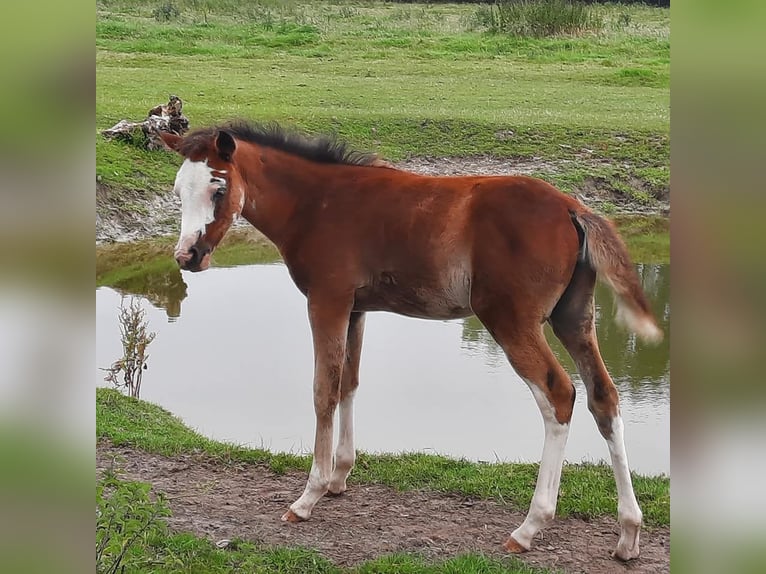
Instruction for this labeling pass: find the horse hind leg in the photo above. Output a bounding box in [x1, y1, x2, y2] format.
[550, 262, 643, 561]
[474, 305, 576, 553]
[328, 312, 365, 495]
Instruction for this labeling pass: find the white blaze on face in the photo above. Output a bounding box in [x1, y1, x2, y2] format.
[173, 159, 217, 256]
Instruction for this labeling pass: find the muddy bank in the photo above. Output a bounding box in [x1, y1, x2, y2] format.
[98, 441, 670, 574]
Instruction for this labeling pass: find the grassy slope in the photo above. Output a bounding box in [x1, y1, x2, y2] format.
[96, 1, 669, 206]
[97, 388, 670, 526]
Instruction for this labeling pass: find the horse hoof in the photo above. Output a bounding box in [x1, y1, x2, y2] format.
[327, 484, 347, 496]
[281, 509, 304, 523]
[503, 536, 528, 554]
[612, 548, 640, 562]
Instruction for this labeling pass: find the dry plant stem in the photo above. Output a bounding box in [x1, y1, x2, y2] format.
[103, 297, 155, 398]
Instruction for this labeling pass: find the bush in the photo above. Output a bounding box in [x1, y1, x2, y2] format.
[479, 0, 604, 38]
[152, 1, 181, 22]
[96, 472, 170, 574]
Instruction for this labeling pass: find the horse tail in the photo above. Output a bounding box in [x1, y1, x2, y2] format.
[570, 208, 663, 344]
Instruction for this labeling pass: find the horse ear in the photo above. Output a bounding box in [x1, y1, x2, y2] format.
[160, 131, 183, 153]
[216, 130, 236, 162]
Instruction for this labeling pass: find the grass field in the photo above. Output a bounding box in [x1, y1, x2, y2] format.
[96, 0, 669, 203]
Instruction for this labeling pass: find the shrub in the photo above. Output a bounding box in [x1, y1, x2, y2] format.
[152, 1, 181, 22]
[480, 0, 604, 38]
[96, 472, 170, 574]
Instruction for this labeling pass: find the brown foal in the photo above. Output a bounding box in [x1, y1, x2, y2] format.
[161, 122, 662, 561]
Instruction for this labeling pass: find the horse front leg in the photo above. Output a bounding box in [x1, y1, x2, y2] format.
[282, 294, 351, 522]
[328, 312, 365, 495]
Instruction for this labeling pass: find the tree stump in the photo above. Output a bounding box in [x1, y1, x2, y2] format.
[101, 95, 190, 150]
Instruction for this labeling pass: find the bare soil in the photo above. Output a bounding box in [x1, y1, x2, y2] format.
[96, 157, 669, 243]
[97, 441, 669, 574]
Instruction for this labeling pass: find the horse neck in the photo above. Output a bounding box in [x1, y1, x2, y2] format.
[237, 144, 321, 249]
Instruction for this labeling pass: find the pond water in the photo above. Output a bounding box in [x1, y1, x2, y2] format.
[96, 262, 670, 476]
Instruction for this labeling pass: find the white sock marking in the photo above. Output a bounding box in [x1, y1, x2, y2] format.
[606, 414, 643, 558]
[511, 383, 570, 549]
[330, 392, 355, 493]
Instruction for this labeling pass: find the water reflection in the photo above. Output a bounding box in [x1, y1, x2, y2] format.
[107, 267, 187, 321]
[461, 264, 671, 395]
[103, 263, 670, 376]
[96, 262, 670, 474]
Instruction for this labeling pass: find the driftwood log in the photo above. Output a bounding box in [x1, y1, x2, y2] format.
[101, 95, 189, 150]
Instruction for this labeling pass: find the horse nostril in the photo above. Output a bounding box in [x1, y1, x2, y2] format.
[175, 247, 196, 269]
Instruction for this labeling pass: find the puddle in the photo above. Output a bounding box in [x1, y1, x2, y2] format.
[96, 262, 669, 475]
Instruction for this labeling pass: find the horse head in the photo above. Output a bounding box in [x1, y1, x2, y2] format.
[161, 129, 245, 272]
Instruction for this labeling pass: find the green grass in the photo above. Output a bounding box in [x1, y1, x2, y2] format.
[96, 0, 669, 197]
[613, 215, 670, 264]
[97, 387, 670, 526]
[105, 528, 556, 573]
[97, 139, 182, 192]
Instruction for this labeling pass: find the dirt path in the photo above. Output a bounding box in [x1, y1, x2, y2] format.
[97, 442, 669, 574]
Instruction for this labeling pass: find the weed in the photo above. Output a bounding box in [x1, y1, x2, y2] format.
[96, 471, 170, 574]
[482, 0, 603, 38]
[631, 190, 655, 205]
[103, 297, 156, 398]
[152, 1, 180, 22]
[600, 200, 617, 215]
[470, 4, 496, 32]
[337, 5, 358, 20]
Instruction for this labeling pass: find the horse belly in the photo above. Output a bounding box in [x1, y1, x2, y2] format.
[353, 266, 472, 320]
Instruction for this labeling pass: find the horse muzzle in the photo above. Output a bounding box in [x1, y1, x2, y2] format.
[175, 244, 211, 272]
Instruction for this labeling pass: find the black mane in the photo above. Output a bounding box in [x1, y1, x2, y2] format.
[178, 120, 379, 166]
